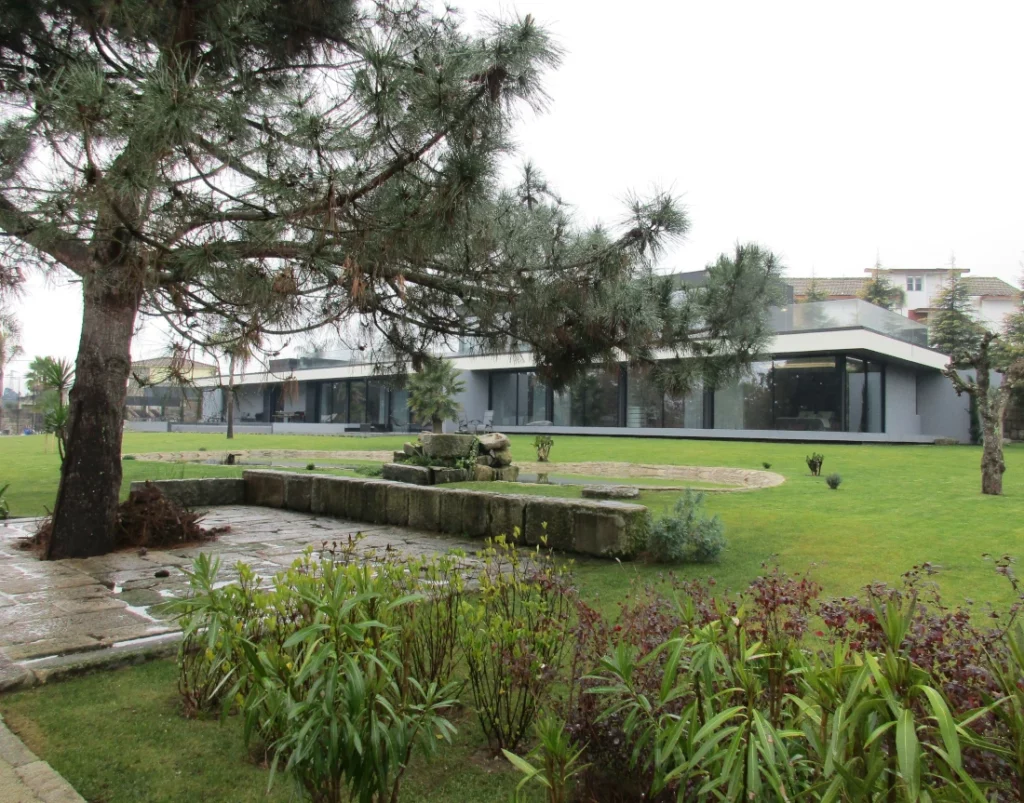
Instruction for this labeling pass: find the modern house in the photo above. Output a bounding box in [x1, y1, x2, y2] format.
[126, 357, 218, 423]
[178, 293, 978, 444]
[789, 267, 1018, 330]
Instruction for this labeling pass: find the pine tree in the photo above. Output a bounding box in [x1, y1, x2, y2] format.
[859, 259, 905, 310]
[802, 278, 830, 302]
[0, 307, 20, 433]
[0, 2, 781, 557]
[931, 270, 1024, 494]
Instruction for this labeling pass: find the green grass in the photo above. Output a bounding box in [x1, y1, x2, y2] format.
[0, 659, 530, 803]
[3, 432, 1024, 801]
[3, 433, 1024, 608]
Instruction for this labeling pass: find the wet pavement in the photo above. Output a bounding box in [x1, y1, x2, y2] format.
[0, 507, 486, 684]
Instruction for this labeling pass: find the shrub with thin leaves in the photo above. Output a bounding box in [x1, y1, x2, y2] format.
[646, 491, 725, 564]
[461, 535, 576, 752]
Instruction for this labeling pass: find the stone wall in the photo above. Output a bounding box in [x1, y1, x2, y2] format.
[240, 470, 647, 558]
[128, 478, 246, 508]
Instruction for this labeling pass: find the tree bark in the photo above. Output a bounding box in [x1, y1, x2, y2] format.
[46, 272, 141, 559]
[975, 368, 1006, 496]
[226, 353, 235, 440]
[0, 366, 5, 433]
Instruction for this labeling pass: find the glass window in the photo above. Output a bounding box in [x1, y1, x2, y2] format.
[626, 367, 663, 428]
[713, 362, 773, 430]
[664, 383, 704, 428]
[349, 380, 366, 423]
[390, 387, 410, 431]
[773, 357, 841, 431]
[516, 373, 530, 425]
[490, 374, 518, 427]
[367, 380, 387, 429]
[580, 368, 620, 427]
[845, 359, 884, 433]
[527, 375, 550, 423]
[866, 362, 883, 432]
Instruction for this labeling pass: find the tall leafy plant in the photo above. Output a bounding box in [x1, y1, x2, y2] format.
[407, 358, 465, 434]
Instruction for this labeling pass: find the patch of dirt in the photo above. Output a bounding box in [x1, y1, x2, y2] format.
[128, 449, 394, 464]
[516, 461, 785, 491]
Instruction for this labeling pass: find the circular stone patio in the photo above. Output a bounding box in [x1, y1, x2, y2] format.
[127, 451, 784, 492]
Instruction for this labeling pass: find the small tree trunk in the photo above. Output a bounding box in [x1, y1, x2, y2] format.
[46, 273, 141, 559]
[975, 369, 1006, 496]
[0, 365, 5, 433]
[432, 416, 443, 434]
[226, 353, 235, 440]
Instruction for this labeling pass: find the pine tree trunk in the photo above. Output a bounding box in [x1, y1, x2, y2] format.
[46, 273, 141, 559]
[975, 369, 1006, 496]
[226, 353, 235, 440]
[0, 366, 5, 433]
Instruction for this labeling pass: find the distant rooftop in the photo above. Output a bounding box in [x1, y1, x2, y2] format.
[787, 275, 1018, 299]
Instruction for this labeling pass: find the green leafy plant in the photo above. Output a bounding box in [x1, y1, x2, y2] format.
[534, 435, 554, 462]
[306, 462, 316, 471]
[825, 472, 842, 489]
[502, 714, 588, 803]
[461, 536, 576, 752]
[0, 483, 10, 520]
[647, 491, 725, 564]
[407, 358, 465, 434]
[122, 454, 137, 460]
[806, 452, 824, 476]
[354, 464, 384, 477]
[761, 461, 772, 469]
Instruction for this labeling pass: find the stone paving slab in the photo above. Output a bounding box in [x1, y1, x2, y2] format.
[0, 507, 488, 681]
[0, 715, 84, 802]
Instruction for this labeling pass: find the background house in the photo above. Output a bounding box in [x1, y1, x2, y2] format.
[788, 268, 1019, 331]
[126, 357, 218, 423]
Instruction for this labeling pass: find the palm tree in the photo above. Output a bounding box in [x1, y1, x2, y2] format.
[213, 328, 260, 439]
[24, 356, 75, 461]
[0, 310, 22, 433]
[407, 358, 465, 433]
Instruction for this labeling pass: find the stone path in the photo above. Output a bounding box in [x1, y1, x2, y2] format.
[0, 715, 83, 802]
[515, 461, 786, 490]
[0, 508, 488, 688]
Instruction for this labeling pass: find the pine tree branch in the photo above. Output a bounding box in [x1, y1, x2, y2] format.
[0, 192, 91, 274]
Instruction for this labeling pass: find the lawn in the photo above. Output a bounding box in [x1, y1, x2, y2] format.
[2, 432, 1024, 802]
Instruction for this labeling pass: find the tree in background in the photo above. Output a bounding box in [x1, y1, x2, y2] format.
[802, 278, 830, 302]
[407, 358, 465, 434]
[0, 307, 20, 433]
[207, 327, 261, 440]
[859, 259, 905, 310]
[931, 271, 1024, 494]
[25, 357, 75, 462]
[0, 2, 780, 558]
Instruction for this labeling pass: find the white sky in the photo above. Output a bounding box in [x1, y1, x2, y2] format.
[7, 0, 1024, 390]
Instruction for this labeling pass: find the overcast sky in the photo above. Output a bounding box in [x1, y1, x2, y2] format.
[7, 0, 1024, 390]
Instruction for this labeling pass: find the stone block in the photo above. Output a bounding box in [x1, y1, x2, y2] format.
[284, 475, 313, 512]
[312, 475, 350, 517]
[486, 494, 528, 541]
[490, 448, 513, 467]
[431, 467, 469, 484]
[362, 481, 391, 524]
[493, 466, 520, 482]
[386, 483, 410, 526]
[437, 490, 469, 534]
[341, 479, 367, 520]
[477, 432, 511, 452]
[404, 441, 422, 457]
[476, 455, 491, 465]
[573, 501, 649, 558]
[421, 433, 477, 460]
[581, 485, 640, 500]
[473, 465, 496, 482]
[243, 471, 285, 508]
[129, 478, 245, 508]
[382, 463, 433, 485]
[393, 451, 409, 463]
[407, 486, 441, 531]
[459, 491, 490, 537]
[524, 498, 576, 550]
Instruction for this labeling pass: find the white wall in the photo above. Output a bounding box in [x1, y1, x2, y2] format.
[884, 364, 921, 436]
[917, 371, 971, 442]
[976, 297, 1015, 331]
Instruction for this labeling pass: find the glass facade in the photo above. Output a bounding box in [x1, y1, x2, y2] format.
[489, 371, 551, 426]
[488, 355, 886, 433]
[316, 378, 408, 430]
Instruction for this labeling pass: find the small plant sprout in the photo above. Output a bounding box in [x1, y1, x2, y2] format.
[806, 452, 824, 476]
[534, 434, 554, 462]
[826, 472, 842, 489]
[762, 461, 772, 470]
[306, 462, 315, 471]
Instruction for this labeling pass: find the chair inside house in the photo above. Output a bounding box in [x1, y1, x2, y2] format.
[481, 410, 494, 432]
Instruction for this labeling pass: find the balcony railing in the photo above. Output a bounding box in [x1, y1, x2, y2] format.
[769, 299, 930, 347]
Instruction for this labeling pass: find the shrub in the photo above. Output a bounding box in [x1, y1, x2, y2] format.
[503, 714, 587, 803]
[534, 435, 554, 462]
[461, 536, 576, 752]
[354, 463, 385, 477]
[305, 462, 315, 471]
[171, 544, 468, 802]
[761, 461, 771, 469]
[646, 491, 725, 564]
[560, 561, 1024, 802]
[198, 446, 208, 452]
[122, 454, 137, 460]
[806, 452, 824, 476]
[825, 472, 841, 489]
[0, 483, 9, 520]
